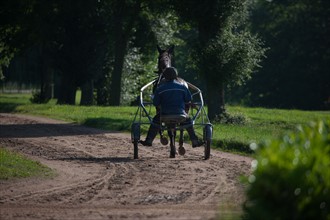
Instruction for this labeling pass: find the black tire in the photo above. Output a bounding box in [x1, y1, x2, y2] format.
[131, 123, 140, 159]
[204, 139, 211, 160]
[203, 124, 212, 160]
[133, 140, 139, 159]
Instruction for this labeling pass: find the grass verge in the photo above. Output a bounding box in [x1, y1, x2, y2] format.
[0, 147, 54, 180]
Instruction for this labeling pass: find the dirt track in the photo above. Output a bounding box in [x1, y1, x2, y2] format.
[0, 113, 252, 220]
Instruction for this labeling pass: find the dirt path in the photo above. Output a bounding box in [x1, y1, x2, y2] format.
[0, 113, 252, 220]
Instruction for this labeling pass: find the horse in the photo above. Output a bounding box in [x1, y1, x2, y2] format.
[153, 45, 190, 157]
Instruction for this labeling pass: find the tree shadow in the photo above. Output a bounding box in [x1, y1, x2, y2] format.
[0, 123, 116, 138]
[82, 117, 132, 131]
[0, 116, 134, 138]
[214, 139, 253, 154]
[58, 156, 135, 163]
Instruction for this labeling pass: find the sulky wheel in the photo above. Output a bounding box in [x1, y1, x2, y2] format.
[133, 140, 139, 159]
[203, 124, 213, 160]
[204, 139, 211, 160]
[131, 123, 140, 159]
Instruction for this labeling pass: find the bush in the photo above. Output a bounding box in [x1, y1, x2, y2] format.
[243, 120, 330, 220]
[30, 91, 50, 104]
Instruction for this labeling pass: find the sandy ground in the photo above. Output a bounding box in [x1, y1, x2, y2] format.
[0, 113, 252, 220]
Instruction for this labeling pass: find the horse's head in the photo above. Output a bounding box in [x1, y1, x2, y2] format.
[156, 45, 174, 74]
[154, 45, 186, 90]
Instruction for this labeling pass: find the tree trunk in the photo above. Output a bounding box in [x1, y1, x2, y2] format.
[80, 79, 94, 105]
[39, 44, 53, 102]
[109, 1, 126, 106]
[109, 0, 141, 106]
[109, 34, 126, 106]
[57, 75, 76, 105]
[198, 21, 227, 121]
[41, 58, 53, 101]
[206, 81, 226, 121]
[43, 67, 53, 100]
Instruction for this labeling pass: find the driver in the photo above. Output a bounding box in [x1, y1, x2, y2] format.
[140, 67, 203, 148]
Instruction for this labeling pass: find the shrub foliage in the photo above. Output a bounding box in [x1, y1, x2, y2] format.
[244, 120, 330, 220]
[30, 91, 50, 104]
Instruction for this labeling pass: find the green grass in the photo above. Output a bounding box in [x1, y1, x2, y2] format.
[1, 93, 329, 154]
[0, 147, 54, 180]
[213, 106, 330, 153]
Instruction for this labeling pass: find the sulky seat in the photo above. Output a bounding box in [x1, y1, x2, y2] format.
[160, 114, 187, 125]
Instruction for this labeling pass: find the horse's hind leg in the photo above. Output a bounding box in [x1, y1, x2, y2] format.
[178, 129, 186, 156]
[179, 129, 183, 147]
[168, 128, 176, 158]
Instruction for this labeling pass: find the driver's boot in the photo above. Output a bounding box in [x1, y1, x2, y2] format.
[186, 126, 204, 148]
[140, 125, 158, 146]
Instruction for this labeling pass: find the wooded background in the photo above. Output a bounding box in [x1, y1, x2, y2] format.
[1, 0, 329, 120]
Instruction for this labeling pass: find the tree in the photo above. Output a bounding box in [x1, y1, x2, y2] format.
[244, 0, 330, 110]
[171, 0, 265, 120]
[54, 0, 108, 105]
[105, 0, 142, 106]
[102, 0, 182, 106]
[1, 0, 109, 105]
[0, 0, 27, 80]
[0, 0, 58, 102]
[94, 0, 160, 106]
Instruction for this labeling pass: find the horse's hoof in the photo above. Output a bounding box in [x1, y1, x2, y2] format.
[178, 146, 186, 156]
[161, 137, 168, 145]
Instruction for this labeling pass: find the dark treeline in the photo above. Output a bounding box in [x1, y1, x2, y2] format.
[229, 0, 330, 110]
[0, 0, 328, 120]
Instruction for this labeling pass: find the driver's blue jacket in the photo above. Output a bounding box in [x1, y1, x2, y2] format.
[153, 80, 192, 115]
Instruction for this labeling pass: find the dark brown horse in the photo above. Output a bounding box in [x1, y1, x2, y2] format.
[154, 45, 187, 91]
[154, 45, 191, 157]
